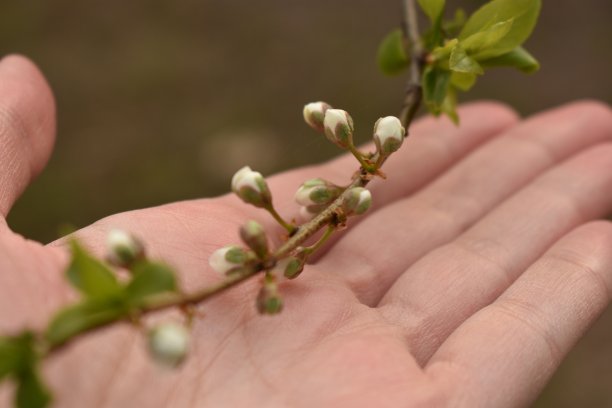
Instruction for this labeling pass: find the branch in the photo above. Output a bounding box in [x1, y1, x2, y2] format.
[400, 0, 424, 128]
[45, 3, 426, 356]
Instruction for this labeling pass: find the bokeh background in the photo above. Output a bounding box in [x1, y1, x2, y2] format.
[0, 0, 610, 405]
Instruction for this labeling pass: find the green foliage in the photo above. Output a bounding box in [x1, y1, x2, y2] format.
[66, 241, 122, 298]
[48, 245, 179, 348]
[45, 297, 127, 348]
[377, 29, 410, 76]
[449, 46, 484, 74]
[377, 0, 541, 123]
[479, 46, 540, 73]
[0, 333, 51, 408]
[459, 0, 541, 60]
[417, 0, 445, 23]
[15, 369, 52, 408]
[422, 66, 451, 115]
[125, 261, 177, 306]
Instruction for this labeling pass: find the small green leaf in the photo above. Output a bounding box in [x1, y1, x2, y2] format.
[441, 87, 460, 125]
[417, 0, 445, 23]
[459, 0, 541, 59]
[125, 261, 177, 305]
[422, 66, 451, 115]
[67, 241, 122, 298]
[45, 298, 127, 348]
[442, 8, 467, 37]
[451, 71, 477, 91]
[377, 29, 410, 76]
[449, 46, 484, 75]
[479, 46, 540, 73]
[16, 368, 52, 408]
[461, 19, 514, 56]
[0, 333, 35, 381]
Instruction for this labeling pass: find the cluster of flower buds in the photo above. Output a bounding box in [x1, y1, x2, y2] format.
[294, 178, 344, 220]
[231, 166, 272, 209]
[303, 101, 405, 176]
[304, 102, 355, 149]
[107, 229, 145, 267]
[147, 322, 190, 368]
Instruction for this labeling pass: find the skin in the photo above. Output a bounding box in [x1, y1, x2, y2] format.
[0, 54, 611, 408]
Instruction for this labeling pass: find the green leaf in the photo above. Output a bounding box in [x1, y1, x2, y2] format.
[418, 0, 445, 23]
[125, 261, 177, 305]
[0, 333, 35, 381]
[45, 298, 127, 348]
[67, 240, 122, 298]
[441, 87, 460, 125]
[422, 66, 451, 115]
[459, 0, 541, 59]
[442, 8, 467, 37]
[449, 46, 484, 75]
[451, 71, 477, 91]
[461, 19, 514, 56]
[16, 368, 52, 408]
[479, 46, 540, 73]
[377, 29, 410, 76]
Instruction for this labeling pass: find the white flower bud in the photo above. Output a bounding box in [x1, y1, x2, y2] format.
[231, 166, 272, 208]
[107, 229, 144, 267]
[303, 101, 332, 132]
[294, 178, 343, 207]
[148, 323, 190, 368]
[298, 204, 326, 221]
[343, 187, 372, 215]
[373, 116, 405, 155]
[209, 245, 249, 275]
[323, 109, 354, 149]
[240, 220, 269, 259]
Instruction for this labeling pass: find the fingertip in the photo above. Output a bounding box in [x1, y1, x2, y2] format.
[0, 54, 56, 178]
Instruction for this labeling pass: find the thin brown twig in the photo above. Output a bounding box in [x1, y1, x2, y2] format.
[46, 1, 425, 355]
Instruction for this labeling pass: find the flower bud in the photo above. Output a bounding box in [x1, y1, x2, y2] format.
[299, 204, 326, 221]
[209, 245, 249, 275]
[343, 187, 372, 215]
[107, 229, 144, 267]
[294, 178, 343, 207]
[240, 220, 269, 259]
[303, 101, 332, 132]
[256, 277, 283, 315]
[231, 166, 272, 208]
[277, 256, 305, 280]
[323, 109, 355, 149]
[148, 323, 190, 368]
[373, 116, 405, 155]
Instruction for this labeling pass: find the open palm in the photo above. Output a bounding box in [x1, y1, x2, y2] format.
[1, 55, 612, 408]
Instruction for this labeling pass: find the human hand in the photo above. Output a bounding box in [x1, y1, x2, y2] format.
[1, 55, 611, 407]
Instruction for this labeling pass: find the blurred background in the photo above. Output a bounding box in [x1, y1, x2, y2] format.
[0, 0, 610, 405]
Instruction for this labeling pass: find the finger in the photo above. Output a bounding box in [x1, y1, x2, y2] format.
[379, 142, 612, 364]
[321, 101, 612, 303]
[426, 221, 612, 408]
[0, 55, 56, 220]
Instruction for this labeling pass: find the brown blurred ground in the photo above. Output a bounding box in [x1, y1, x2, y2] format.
[0, 0, 611, 406]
